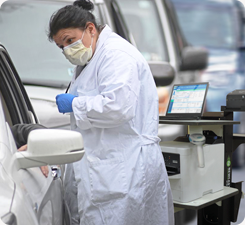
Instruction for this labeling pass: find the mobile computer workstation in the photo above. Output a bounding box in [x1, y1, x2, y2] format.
[159, 82, 243, 225]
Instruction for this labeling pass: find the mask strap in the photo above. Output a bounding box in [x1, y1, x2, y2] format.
[90, 34, 94, 47]
[81, 30, 86, 41]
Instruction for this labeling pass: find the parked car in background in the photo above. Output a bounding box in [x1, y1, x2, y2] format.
[104, 0, 208, 141]
[0, 43, 84, 224]
[0, 0, 208, 144]
[171, 0, 245, 167]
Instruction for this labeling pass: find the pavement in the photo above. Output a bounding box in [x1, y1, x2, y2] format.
[174, 165, 245, 225]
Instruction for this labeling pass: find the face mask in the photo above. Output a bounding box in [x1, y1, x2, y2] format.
[63, 31, 94, 66]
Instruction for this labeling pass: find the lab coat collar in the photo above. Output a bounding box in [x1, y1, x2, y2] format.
[72, 25, 112, 81]
[94, 25, 112, 56]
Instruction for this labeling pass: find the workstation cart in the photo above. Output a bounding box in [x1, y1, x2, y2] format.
[159, 109, 244, 225]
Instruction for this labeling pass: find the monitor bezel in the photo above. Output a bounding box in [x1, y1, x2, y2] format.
[165, 82, 209, 117]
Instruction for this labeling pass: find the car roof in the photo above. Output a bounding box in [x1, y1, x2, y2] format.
[171, 0, 235, 6]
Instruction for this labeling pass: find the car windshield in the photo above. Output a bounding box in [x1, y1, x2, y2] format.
[117, 0, 169, 62]
[0, 1, 100, 87]
[173, 3, 236, 49]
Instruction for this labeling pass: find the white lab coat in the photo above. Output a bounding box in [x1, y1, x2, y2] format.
[64, 25, 174, 225]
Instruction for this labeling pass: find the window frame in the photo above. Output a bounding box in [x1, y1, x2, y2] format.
[0, 45, 38, 125]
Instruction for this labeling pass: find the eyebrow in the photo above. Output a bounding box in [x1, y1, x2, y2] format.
[62, 35, 69, 42]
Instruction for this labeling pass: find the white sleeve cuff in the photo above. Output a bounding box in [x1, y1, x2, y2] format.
[72, 97, 92, 130]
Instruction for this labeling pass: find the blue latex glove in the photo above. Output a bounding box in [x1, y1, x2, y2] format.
[56, 93, 77, 113]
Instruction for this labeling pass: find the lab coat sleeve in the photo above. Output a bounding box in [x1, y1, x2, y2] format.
[72, 49, 140, 129]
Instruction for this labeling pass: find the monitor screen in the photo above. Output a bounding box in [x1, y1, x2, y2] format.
[167, 83, 208, 114]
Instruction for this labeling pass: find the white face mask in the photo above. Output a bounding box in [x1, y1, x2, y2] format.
[63, 31, 94, 66]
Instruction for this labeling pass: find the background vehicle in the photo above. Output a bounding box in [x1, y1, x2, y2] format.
[0, 43, 84, 224]
[103, 0, 208, 141]
[170, 0, 245, 167]
[0, 0, 207, 140]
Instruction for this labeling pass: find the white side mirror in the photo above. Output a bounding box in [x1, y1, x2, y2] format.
[15, 129, 84, 169]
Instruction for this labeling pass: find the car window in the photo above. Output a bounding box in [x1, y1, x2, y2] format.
[164, 0, 188, 51]
[116, 0, 169, 62]
[0, 1, 101, 87]
[173, 3, 237, 49]
[110, 1, 131, 41]
[0, 46, 35, 125]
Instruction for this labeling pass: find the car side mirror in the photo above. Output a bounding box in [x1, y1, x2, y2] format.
[15, 129, 85, 169]
[148, 61, 175, 87]
[180, 46, 208, 71]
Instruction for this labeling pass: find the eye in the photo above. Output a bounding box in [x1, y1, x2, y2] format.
[67, 38, 73, 44]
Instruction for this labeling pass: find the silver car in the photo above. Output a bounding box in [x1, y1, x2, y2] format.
[0, 43, 84, 224]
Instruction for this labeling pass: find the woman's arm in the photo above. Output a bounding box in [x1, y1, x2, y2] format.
[73, 50, 140, 130]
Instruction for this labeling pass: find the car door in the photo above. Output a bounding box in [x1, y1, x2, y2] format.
[0, 101, 40, 224]
[0, 44, 63, 225]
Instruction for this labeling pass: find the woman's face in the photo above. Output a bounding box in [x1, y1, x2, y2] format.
[53, 26, 94, 50]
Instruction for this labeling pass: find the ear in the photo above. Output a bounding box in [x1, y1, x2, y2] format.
[86, 22, 96, 36]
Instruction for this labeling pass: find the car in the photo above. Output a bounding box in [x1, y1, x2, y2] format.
[170, 0, 245, 167]
[0, 43, 84, 224]
[103, 0, 208, 141]
[0, 0, 207, 144]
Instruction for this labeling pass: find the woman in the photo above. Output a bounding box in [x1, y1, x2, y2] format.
[48, 0, 174, 224]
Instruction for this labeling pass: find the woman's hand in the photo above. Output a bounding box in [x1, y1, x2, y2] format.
[56, 93, 77, 113]
[17, 144, 49, 178]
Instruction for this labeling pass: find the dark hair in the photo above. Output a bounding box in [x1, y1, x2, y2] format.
[48, 0, 100, 41]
